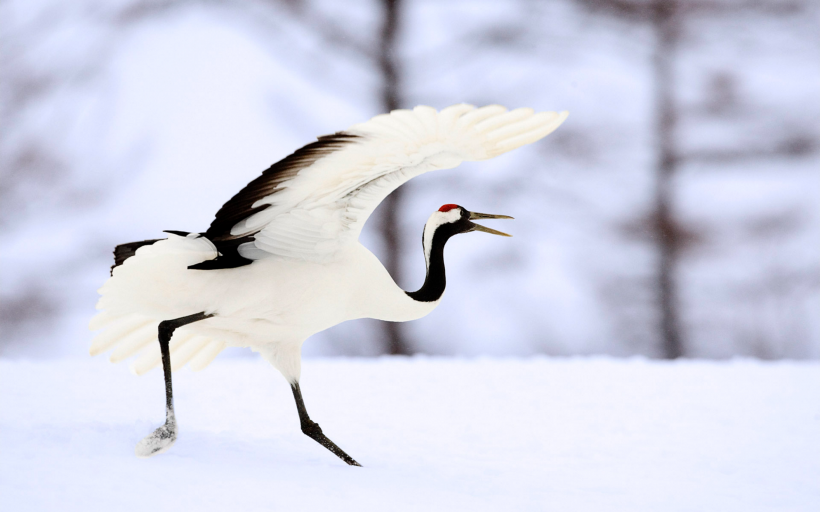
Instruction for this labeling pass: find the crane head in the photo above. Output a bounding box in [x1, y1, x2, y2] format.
[422, 204, 513, 262]
[434, 204, 513, 237]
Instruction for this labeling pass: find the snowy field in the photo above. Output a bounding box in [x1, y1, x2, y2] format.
[1, 357, 818, 511]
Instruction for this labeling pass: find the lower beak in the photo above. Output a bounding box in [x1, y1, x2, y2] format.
[468, 211, 514, 237]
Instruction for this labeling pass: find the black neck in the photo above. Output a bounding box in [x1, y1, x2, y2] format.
[406, 224, 459, 303]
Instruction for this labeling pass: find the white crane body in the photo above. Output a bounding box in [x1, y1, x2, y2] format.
[94, 237, 436, 382]
[88, 104, 568, 463]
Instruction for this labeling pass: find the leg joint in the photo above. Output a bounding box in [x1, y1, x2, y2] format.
[300, 419, 323, 438]
[157, 312, 210, 344]
[158, 320, 175, 344]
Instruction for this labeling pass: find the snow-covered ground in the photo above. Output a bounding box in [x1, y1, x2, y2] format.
[1, 357, 817, 511]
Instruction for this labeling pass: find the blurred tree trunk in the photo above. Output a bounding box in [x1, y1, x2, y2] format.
[582, 0, 810, 358]
[651, 0, 683, 359]
[582, 0, 687, 358]
[376, 0, 411, 355]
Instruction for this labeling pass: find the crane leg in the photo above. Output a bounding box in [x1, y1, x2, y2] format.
[291, 383, 361, 466]
[135, 311, 213, 458]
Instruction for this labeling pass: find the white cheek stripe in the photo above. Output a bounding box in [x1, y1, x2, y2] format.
[423, 209, 462, 267]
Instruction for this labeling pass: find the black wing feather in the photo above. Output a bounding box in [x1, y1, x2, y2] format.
[109, 134, 362, 274]
[111, 239, 162, 275]
[204, 133, 360, 241]
[185, 132, 361, 270]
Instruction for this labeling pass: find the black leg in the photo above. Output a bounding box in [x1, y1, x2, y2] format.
[135, 312, 212, 458]
[291, 383, 361, 466]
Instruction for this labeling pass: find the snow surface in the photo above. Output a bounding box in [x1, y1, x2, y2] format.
[1, 357, 818, 511]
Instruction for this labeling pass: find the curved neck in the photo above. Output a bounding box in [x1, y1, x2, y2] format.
[406, 225, 457, 303]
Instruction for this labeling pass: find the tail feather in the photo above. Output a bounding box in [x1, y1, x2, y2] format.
[189, 340, 226, 371]
[91, 313, 226, 375]
[94, 235, 227, 375]
[109, 322, 158, 364]
[130, 342, 162, 376]
[88, 310, 118, 331]
[171, 335, 211, 372]
[130, 334, 214, 375]
[90, 315, 151, 356]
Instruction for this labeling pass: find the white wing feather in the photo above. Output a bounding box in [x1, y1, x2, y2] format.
[233, 104, 567, 261]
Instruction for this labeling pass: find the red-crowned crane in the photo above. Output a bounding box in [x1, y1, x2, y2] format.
[89, 104, 568, 465]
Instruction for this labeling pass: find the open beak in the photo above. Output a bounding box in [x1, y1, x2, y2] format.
[468, 211, 514, 237]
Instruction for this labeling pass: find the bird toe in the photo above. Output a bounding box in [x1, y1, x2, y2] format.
[135, 423, 177, 458]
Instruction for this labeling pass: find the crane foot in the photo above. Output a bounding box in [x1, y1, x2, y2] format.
[301, 419, 361, 466]
[291, 383, 361, 466]
[135, 418, 177, 458]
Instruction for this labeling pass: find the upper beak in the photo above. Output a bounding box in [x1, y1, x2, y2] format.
[468, 211, 514, 237]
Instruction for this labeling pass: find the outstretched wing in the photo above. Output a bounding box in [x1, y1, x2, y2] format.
[205, 104, 568, 263]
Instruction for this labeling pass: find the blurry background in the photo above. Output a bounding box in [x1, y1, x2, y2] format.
[1, 0, 818, 360]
